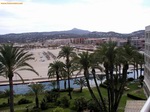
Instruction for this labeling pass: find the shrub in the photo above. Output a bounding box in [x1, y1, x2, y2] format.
[52, 107, 64, 112]
[18, 98, 32, 105]
[0, 102, 9, 108]
[57, 96, 70, 108]
[127, 93, 146, 100]
[30, 107, 41, 112]
[51, 88, 59, 92]
[87, 100, 100, 112]
[45, 91, 59, 103]
[40, 98, 49, 110]
[59, 88, 74, 92]
[73, 97, 88, 111]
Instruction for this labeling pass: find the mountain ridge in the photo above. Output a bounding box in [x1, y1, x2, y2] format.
[0, 28, 145, 43]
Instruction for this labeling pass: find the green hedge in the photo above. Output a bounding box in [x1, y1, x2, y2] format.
[127, 93, 146, 100]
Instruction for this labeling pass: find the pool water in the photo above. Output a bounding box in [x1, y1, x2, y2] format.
[0, 69, 143, 94]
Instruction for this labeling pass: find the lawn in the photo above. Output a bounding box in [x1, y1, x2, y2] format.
[0, 81, 147, 112]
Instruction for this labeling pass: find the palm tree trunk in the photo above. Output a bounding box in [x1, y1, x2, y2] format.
[84, 69, 103, 112]
[64, 80, 66, 89]
[56, 71, 60, 91]
[104, 63, 111, 112]
[9, 77, 14, 112]
[80, 87, 82, 92]
[8, 98, 10, 105]
[35, 95, 39, 108]
[110, 66, 115, 112]
[140, 64, 142, 76]
[114, 63, 128, 112]
[67, 57, 72, 99]
[136, 64, 139, 79]
[68, 74, 72, 99]
[133, 64, 136, 79]
[92, 68, 107, 112]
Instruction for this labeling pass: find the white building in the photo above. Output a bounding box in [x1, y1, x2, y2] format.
[144, 25, 150, 96]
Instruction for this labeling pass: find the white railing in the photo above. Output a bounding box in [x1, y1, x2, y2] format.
[141, 97, 150, 112]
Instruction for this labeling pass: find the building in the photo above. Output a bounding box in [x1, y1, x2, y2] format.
[144, 25, 150, 97]
[130, 37, 145, 50]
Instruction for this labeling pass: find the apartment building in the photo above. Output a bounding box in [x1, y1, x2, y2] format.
[144, 25, 150, 96]
[130, 37, 145, 50]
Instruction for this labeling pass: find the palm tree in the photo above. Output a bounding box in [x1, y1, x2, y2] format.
[112, 43, 135, 110]
[61, 71, 68, 89]
[73, 77, 87, 92]
[49, 81, 57, 89]
[96, 41, 134, 112]
[58, 46, 76, 99]
[48, 60, 65, 91]
[133, 51, 144, 79]
[74, 51, 105, 111]
[0, 44, 39, 112]
[29, 83, 44, 108]
[138, 53, 144, 77]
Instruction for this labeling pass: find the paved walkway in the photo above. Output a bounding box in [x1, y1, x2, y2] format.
[124, 100, 146, 112]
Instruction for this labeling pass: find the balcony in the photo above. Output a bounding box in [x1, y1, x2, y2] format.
[141, 97, 150, 112]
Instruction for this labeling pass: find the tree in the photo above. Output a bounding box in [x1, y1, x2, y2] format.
[73, 77, 87, 92]
[48, 60, 65, 91]
[61, 71, 68, 89]
[96, 41, 134, 112]
[58, 46, 76, 99]
[73, 51, 105, 111]
[49, 81, 57, 89]
[29, 83, 44, 108]
[133, 51, 144, 79]
[0, 44, 38, 112]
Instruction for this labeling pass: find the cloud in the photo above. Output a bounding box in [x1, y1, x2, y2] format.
[0, 0, 150, 34]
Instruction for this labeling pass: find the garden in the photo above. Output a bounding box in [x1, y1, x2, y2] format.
[0, 80, 146, 112]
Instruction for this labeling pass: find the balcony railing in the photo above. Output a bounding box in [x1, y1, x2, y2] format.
[141, 97, 150, 112]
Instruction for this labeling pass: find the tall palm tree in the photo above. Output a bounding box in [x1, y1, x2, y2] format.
[96, 41, 134, 112]
[29, 83, 44, 108]
[58, 46, 76, 99]
[96, 41, 117, 112]
[74, 51, 105, 111]
[48, 60, 65, 91]
[132, 51, 144, 79]
[0, 44, 38, 112]
[112, 43, 135, 110]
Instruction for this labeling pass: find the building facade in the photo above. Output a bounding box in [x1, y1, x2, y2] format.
[144, 25, 150, 96]
[130, 37, 145, 50]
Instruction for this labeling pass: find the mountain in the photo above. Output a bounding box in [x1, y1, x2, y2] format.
[0, 28, 145, 43]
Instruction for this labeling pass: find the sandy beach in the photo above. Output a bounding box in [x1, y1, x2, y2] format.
[0, 48, 67, 85]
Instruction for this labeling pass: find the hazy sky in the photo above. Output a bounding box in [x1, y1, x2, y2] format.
[0, 0, 150, 34]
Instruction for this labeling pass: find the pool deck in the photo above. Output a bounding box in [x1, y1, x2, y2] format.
[124, 100, 146, 112]
[0, 74, 86, 86]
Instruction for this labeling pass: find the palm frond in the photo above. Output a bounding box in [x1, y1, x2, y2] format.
[14, 72, 24, 83]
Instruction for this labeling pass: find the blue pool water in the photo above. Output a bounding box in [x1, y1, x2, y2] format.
[0, 78, 101, 94]
[0, 69, 143, 94]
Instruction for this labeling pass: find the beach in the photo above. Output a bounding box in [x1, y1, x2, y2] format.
[0, 48, 66, 85]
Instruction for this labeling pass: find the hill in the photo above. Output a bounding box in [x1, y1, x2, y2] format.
[0, 28, 144, 43]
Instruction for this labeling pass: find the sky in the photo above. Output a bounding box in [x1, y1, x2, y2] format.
[0, 0, 150, 34]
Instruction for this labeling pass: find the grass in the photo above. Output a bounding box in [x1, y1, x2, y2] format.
[0, 81, 147, 112]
